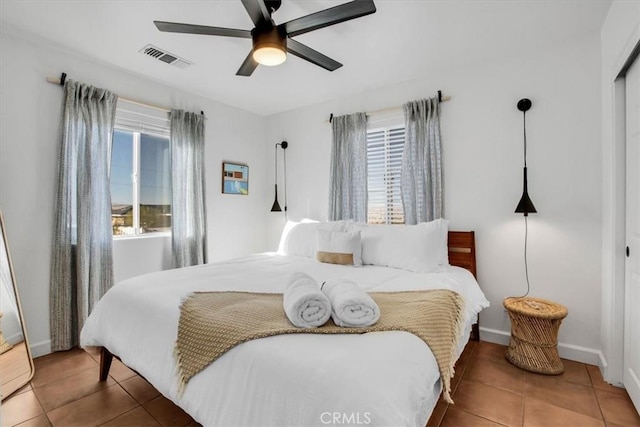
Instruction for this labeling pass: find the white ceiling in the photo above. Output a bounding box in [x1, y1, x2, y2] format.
[1, 0, 611, 116]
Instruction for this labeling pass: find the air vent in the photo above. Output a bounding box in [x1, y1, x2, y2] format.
[139, 44, 193, 69]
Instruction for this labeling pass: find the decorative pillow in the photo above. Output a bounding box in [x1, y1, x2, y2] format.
[278, 220, 358, 258]
[360, 218, 449, 273]
[316, 229, 362, 266]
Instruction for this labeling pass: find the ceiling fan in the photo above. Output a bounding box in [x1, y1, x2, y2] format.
[154, 0, 376, 76]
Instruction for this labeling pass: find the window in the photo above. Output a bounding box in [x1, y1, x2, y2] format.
[367, 125, 405, 224]
[111, 101, 171, 236]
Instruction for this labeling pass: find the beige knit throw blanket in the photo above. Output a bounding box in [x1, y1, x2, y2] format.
[175, 289, 465, 403]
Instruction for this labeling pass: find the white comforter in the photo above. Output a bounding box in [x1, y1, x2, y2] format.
[80, 253, 489, 427]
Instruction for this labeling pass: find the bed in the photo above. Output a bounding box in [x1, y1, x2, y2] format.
[80, 221, 489, 427]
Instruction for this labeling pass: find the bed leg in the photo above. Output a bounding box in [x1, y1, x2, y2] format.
[470, 323, 480, 341]
[99, 347, 113, 381]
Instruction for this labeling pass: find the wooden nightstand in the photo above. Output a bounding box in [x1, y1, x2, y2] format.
[503, 297, 568, 374]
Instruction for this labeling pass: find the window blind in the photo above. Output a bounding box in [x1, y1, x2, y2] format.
[367, 126, 405, 224]
[114, 99, 170, 137]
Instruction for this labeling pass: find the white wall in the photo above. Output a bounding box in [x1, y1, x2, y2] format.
[600, 0, 640, 384]
[112, 235, 172, 284]
[0, 279, 23, 344]
[266, 34, 603, 363]
[0, 31, 268, 357]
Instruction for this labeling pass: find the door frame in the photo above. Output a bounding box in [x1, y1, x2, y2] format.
[622, 50, 640, 412]
[602, 36, 640, 387]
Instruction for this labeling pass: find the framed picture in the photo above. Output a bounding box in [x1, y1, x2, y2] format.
[222, 162, 249, 195]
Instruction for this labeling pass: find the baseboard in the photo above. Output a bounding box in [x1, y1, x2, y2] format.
[599, 351, 608, 370]
[29, 339, 51, 358]
[5, 332, 24, 345]
[478, 327, 510, 345]
[557, 342, 605, 366]
[479, 327, 603, 365]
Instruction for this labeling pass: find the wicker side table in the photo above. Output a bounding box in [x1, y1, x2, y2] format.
[503, 297, 568, 375]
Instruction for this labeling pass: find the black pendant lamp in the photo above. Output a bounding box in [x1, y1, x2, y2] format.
[515, 98, 537, 216]
[271, 141, 288, 212]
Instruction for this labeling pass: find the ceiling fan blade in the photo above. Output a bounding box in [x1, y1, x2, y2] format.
[241, 0, 271, 26]
[154, 21, 251, 38]
[280, 0, 376, 38]
[287, 39, 342, 71]
[236, 51, 259, 76]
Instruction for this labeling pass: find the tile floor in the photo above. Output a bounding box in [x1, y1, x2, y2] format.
[2, 341, 639, 426]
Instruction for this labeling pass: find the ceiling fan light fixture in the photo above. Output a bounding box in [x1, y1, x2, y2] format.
[155, 0, 377, 76]
[252, 27, 287, 66]
[253, 46, 286, 66]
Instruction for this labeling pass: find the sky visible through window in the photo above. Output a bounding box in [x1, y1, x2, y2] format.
[111, 131, 133, 206]
[111, 130, 170, 205]
[111, 130, 171, 235]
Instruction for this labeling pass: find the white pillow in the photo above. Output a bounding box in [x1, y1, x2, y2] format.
[360, 218, 449, 273]
[316, 229, 362, 266]
[278, 219, 319, 257]
[278, 220, 357, 258]
[318, 220, 355, 233]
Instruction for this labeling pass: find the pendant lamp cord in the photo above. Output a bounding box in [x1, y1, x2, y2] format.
[523, 110, 527, 167]
[274, 143, 278, 182]
[283, 147, 288, 220]
[518, 109, 531, 298]
[517, 215, 531, 298]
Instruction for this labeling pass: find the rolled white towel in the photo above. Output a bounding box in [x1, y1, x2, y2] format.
[321, 278, 380, 327]
[283, 272, 332, 328]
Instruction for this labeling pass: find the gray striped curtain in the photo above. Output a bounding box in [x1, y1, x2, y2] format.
[401, 97, 444, 224]
[329, 112, 368, 222]
[50, 80, 117, 351]
[170, 110, 207, 268]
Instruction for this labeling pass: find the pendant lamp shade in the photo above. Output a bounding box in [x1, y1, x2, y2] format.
[515, 99, 537, 216]
[271, 185, 282, 212]
[515, 167, 537, 216]
[270, 141, 288, 213]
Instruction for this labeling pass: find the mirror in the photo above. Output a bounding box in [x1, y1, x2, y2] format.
[0, 211, 34, 400]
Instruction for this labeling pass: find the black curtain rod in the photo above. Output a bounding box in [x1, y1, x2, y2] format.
[48, 72, 205, 116]
[328, 90, 450, 123]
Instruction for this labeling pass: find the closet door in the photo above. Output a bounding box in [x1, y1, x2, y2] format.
[624, 54, 640, 413]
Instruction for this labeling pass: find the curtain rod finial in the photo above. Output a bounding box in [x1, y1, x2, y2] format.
[60, 72, 67, 86]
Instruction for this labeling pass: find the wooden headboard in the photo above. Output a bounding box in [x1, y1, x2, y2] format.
[447, 231, 480, 341]
[447, 231, 477, 278]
